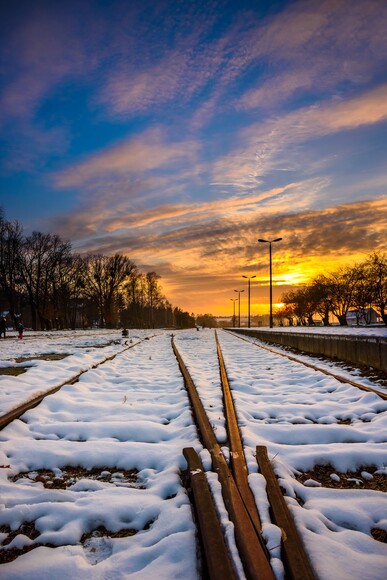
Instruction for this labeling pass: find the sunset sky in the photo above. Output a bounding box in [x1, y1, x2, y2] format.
[1, 0, 386, 316]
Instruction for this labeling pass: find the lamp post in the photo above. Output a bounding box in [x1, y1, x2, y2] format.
[242, 275, 256, 328]
[234, 289, 245, 327]
[230, 298, 238, 328]
[258, 237, 282, 328]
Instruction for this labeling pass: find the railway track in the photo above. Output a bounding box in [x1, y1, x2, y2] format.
[1, 329, 386, 578]
[225, 329, 387, 401]
[173, 333, 315, 580]
[0, 336, 153, 430]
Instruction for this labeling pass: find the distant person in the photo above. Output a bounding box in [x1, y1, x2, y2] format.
[0, 317, 6, 338]
[17, 321, 24, 339]
[122, 328, 129, 337]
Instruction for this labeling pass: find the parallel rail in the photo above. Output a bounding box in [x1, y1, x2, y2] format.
[173, 334, 316, 580]
[0, 338, 151, 430]
[226, 330, 387, 400]
[172, 336, 274, 580]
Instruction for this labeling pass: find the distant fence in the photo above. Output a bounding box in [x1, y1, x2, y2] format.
[229, 329, 387, 372]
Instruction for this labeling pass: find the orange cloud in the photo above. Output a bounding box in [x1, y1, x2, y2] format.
[58, 196, 386, 315]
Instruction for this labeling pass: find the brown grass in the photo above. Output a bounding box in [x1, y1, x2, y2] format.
[296, 464, 387, 491]
[12, 466, 142, 489]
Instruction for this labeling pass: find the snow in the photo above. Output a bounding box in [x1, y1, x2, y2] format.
[239, 325, 387, 337]
[230, 326, 387, 396]
[0, 328, 386, 579]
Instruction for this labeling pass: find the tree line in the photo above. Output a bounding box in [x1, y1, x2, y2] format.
[276, 252, 387, 326]
[0, 210, 195, 330]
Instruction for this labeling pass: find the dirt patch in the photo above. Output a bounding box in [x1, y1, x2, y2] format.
[0, 522, 139, 564]
[371, 528, 387, 543]
[296, 464, 387, 491]
[0, 367, 27, 376]
[76, 340, 119, 349]
[0, 522, 43, 564]
[12, 466, 144, 489]
[81, 525, 136, 542]
[15, 354, 69, 363]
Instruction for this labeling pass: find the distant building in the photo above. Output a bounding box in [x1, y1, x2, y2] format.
[346, 308, 380, 326]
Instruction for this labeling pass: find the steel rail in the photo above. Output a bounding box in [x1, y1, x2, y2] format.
[0, 338, 151, 430]
[216, 331, 316, 580]
[256, 446, 316, 580]
[226, 330, 387, 400]
[172, 337, 274, 580]
[215, 331, 268, 549]
[183, 447, 235, 580]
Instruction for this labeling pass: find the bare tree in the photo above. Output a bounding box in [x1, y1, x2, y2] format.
[319, 265, 363, 326]
[309, 277, 331, 326]
[0, 212, 24, 326]
[84, 254, 136, 327]
[146, 271, 162, 328]
[366, 252, 387, 325]
[18, 232, 72, 330]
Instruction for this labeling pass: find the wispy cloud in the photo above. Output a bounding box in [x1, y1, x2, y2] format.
[0, 4, 94, 123]
[212, 85, 387, 194]
[242, 84, 387, 145]
[236, 0, 387, 111]
[53, 127, 200, 189]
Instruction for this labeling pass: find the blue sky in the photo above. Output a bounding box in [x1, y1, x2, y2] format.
[1, 0, 386, 315]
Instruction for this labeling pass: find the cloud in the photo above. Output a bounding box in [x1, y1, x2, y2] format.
[237, 0, 387, 111]
[0, 3, 95, 123]
[65, 192, 386, 267]
[53, 127, 200, 189]
[243, 84, 387, 144]
[103, 183, 301, 230]
[209, 84, 387, 194]
[60, 195, 386, 313]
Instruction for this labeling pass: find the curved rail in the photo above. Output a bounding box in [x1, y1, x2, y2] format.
[226, 330, 387, 400]
[0, 337, 152, 430]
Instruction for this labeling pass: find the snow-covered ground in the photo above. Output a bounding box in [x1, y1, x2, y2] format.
[233, 325, 387, 337]
[0, 328, 386, 579]
[0, 330, 153, 416]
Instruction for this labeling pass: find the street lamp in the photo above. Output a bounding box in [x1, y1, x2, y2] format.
[242, 275, 256, 328]
[234, 289, 245, 327]
[230, 298, 238, 328]
[258, 237, 282, 328]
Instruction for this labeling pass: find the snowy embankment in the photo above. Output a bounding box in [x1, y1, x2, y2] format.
[0, 328, 386, 579]
[0, 332, 200, 579]
[236, 326, 387, 337]
[175, 330, 387, 580]
[0, 330, 147, 416]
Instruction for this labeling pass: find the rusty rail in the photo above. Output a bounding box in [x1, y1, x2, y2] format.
[172, 336, 274, 580]
[183, 447, 235, 579]
[215, 331, 268, 552]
